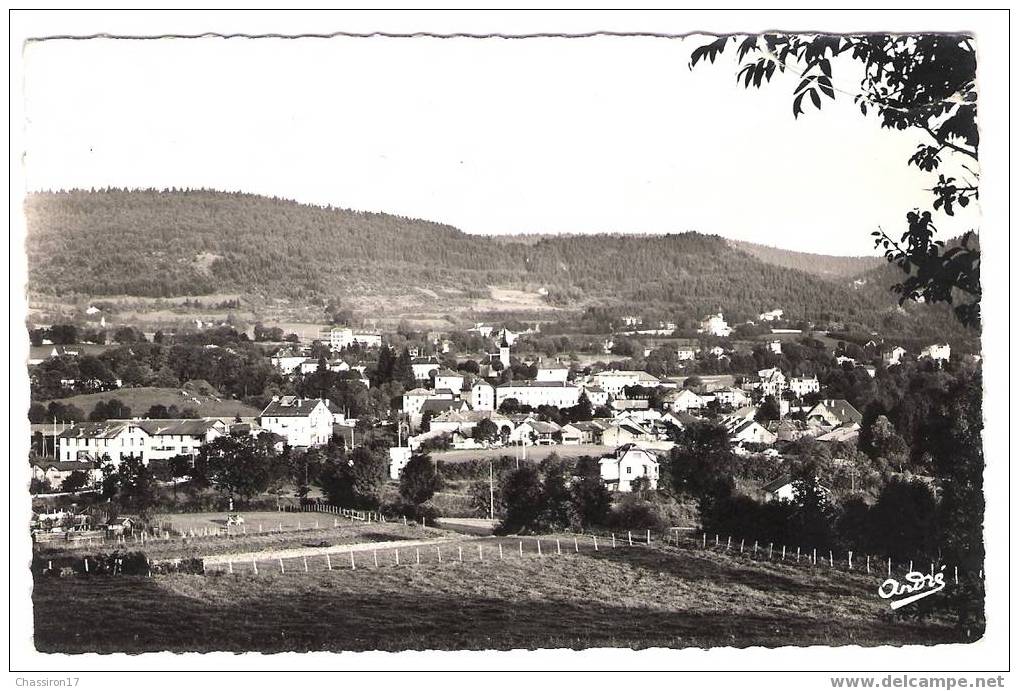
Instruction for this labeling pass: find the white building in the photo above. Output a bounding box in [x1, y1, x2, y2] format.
[495, 381, 580, 409]
[665, 388, 708, 412]
[882, 346, 908, 366]
[676, 347, 697, 361]
[326, 327, 382, 351]
[756, 368, 787, 397]
[259, 396, 335, 447]
[599, 445, 660, 492]
[920, 343, 951, 362]
[582, 385, 610, 407]
[536, 366, 570, 383]
[58, 421, 152, 465]
[57, 418, 231, 465]
[788, 376, 820, 398]
[468, 379, 496, 411]
[698, 313, 733, 337]
[767, 340, 783, 354]
[715, 387, 751, 409]
[434, 369, 466, 393]
[411, 358, 442, 381]
[759, 309, 784, 322]
[592, 369, 661, 397]
[270, 347, 307, 374]
[388, 447, 413, 480]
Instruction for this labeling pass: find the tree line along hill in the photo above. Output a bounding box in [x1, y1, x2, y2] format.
[25, 189, 971, 340]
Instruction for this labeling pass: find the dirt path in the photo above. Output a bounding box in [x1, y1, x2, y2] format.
[199, 535, 461, 565]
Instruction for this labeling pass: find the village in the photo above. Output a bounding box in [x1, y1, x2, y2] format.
[28, 307, 960, 515]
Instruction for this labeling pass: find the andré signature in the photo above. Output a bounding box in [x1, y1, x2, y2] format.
[878, 567, 946, 609]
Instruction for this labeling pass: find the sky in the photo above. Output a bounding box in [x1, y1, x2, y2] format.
[21, 34, 971, 256]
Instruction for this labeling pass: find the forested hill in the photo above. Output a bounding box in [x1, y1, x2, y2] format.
[729, 240, 882, 278]
[24, 189, 966, 337]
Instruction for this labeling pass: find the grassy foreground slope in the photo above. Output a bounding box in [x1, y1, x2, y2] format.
[33, 539, 964, 652]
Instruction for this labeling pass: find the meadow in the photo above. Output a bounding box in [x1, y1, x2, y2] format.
[32, 534, 967, 653]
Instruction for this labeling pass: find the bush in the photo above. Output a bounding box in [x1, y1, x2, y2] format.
[608, 495, 670, 533]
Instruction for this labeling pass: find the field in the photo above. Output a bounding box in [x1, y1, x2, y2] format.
[433, 444, 610, 463]
[34, 512, 439, 564]
[32, 534, 968, 653]
[41, 386, 260, 419]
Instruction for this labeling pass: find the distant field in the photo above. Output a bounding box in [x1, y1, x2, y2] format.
[33, 536, 967, 652]
[40, 387, 260, 419]
[432, 444, 611, 463]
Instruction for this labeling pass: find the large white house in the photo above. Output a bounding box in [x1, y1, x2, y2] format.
[468, 379, 496, 411]
[664, 388, 708, 412]
[57, 418, 231, 465]
[411, 357, 443, 382]
[592, 369, 661, 397]
[698, 313, 733, 337]
[433, 369, 466, 393]
[58, 421, 153, 465]
[599, 445, 660, 492]
[326, 327, 382, 351]
[920, 343, 951, 362]
[788, 376, 820, 398]
[259, 396, 335, 447]
[495, 381, 580, 409]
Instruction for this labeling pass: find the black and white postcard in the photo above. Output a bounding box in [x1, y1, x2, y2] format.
[7, 9, 1011, 688]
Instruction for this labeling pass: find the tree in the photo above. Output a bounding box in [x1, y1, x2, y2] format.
[89, 398, 132, 422]
[498, 466, 544, 534]
[317, 445, 388, 509]
[666, 421, 737, 497]
[471, 418, 499, 444]
[755, 395, 781, 422]
[539, 462, 575, 530]
[28, 402, 47, 423]
[197, 433, 288, 503]
[399, 453, 442, 505]
[61, 469, 90, 493]
[691, 33, 979, 327]
[570, 475, 612, 528]
[867, 477, 939, 560]
[107, 455, 158, 520]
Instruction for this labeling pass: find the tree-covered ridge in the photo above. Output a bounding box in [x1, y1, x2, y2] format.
[25, 188, 965, 336]
[729, 240, 882, 278]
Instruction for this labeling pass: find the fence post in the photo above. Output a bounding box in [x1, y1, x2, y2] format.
[259, 524, 262, 533]
[829, 550, 834, 568]
[416, 549, 420, 565]
[518, 541, 523, 557]
[556, 539, 562, 555]
[84, 557, 89, 573]
[848, 551, 853, 570]
[812, 548, 817, 565]
[909, 560, 913, 573]
[279, 558, 284, 574]
[648, 529, 652, 545]
[768, 543, 773, 560]
[593, 535, 598, 551]
[754, 541, 758, 556]
[499, 544, 504, 560]
[628, 531, 633, 547]
[954, 566, 958, 584]
[930, 562, 934, 577]
[326, 554, 332, 571]
[458, 546, 464, 562]
[303, 556, 309, 572]
[252, 558, 258, 575]
[612, 533, 616, 548]
[726, 536, 731, 551]
[478, 545, 483, 562]
[536, 541, 542, 557]
[395, 550, 400, 566]
[781, 545, 786, 560]
[702, 533, 706, 548]
[437, 546, 442, 563]
[796, 547, 800, 563]
[888, 558, 892, 577]
[403, 516, 407, 526]
[373, 550, 379, 568]
[351, 550, 356, 570]
[574, 537, 579, 553]
[228, 559, 233, 574]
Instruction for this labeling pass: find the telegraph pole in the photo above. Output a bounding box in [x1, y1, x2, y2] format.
[489, 459, 495, 520]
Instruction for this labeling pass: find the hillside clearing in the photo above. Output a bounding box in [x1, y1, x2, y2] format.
[41, 386, 260, 419]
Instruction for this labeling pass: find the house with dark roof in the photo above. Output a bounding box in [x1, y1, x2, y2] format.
[805, 399, 863, 427]
[259, 396, 334, 447]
